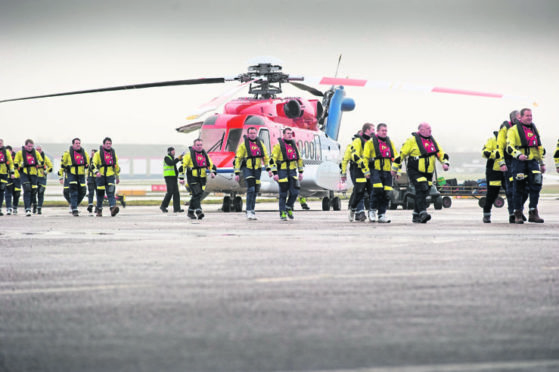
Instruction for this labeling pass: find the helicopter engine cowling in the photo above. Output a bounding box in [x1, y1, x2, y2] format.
[283, 99, 303, 118]
[324, 87, 355, 141]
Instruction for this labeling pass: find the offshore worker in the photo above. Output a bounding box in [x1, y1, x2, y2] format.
[86, 149, 97, 214]
[506, 108, 545, 224]
[61, 138, 89, 216]
[0, 139, 15, 216]
[481, 131, 506, 223]
[391, 123, 450, 223]
[14, 139, 44, 217]
[268, 127, 304, 221]
[181, 138, 216, 220]
[160, 146, 184, 213]
[363, 123, 398, 223]
[496, 110, 526, 222]
[346, 123, 375, 222]
[57, 162, 71, 212]
[93, 137, 120, 217]
[32, 144, 53, 215]
[340, 130, 366, 216]
[234, 126, 270, 220]
[554, 138, 559, 173]
[5, 146, 21, 215]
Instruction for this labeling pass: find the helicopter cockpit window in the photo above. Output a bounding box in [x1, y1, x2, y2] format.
[244, 116, 265, 126]
[201, 129, 225, 153]
[225, 129, 243, 152]
[203, 115, 218, 125]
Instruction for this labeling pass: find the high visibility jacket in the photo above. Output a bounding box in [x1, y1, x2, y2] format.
[37, 152, 53, 177]
[363, 135, 399, 172]
[14, 148, 44, 176]
[482, 133, 503, 172]
[234, 137, 270, 174]
[348, 135, 369, 173]
[61, 148, 90, 176]
[0, 147, 15, 175]
[554, 138, 559, 168]
[163, 154, 179, 177]
[93, 147, 120, 177]
[392, 133, 449, 174]
[181, 148, 216, 180]
[496, 120, 514, 161]
[506, 122, 545, 163]
[340, 143, 353, 176]
[269, 139, 304, 174]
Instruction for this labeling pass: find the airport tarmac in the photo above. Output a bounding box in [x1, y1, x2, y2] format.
[1, 199, 558, 372]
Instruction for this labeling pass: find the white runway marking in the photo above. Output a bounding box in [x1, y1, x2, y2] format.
[254, 270, 459, 283]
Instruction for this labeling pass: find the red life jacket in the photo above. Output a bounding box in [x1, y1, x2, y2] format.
[279, 139, 299, 162]
[21, 147, 38, 167]
[69, 147, 86, 166]
[372, 136, 394, 159]
[0, 148, 6, 164]
[517, 123, 541, 148]
[412, 133, 440, 157]
[99, 146, 115, 166]
[244, 136, 264, 159]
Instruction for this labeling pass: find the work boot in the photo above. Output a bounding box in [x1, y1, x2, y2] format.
[419, 211, 431, 223]
[187, 210, 196, 219]
[286, 208, 294, 220]
[378, 214, 391, 223]
[25, 210, 31, 217]
[348, 209, 355, 222]
[280, 211, 287, 221]
[355, 211, 367, 222]
[87, 204, 93, 213]
[110, 206, 120, 217]
[6, 208, 12, 216]
[412, 213, 421, 223]
[368, 209, 377, 223]
[160, 206, 168, 213]
[72, 209, 79, 217]
[96, 207, 103, 217]
[37, 208, 42, 215]
[522, 213, 527, 222]
[509, 215, 515, 224]
[301, 202, 310, 210]
[0, 210, 3, 216]
[195, 209, 204, 220]
[514, 210, 523, 224]
[173, 209, 184, 213]
[13, 208, 18, 215]
[33, 204, 37, 214]
[483, 213, 491, 223]
[528, 209, 544, 223]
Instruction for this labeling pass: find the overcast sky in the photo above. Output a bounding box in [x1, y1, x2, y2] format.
[1, 0, 558, 152]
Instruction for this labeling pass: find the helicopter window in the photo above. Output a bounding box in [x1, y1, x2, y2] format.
[309, 141, 315, 160]
[203, 115, 218, 125]
[225, 129, 243, 152]
[244, 116, 265, 125]
[304, 141, 310, 159]
[258, 129, 271, 154]
[297, 140, 303, 154]
[201, 129, 225, 152]
[314, 135, 322, 160]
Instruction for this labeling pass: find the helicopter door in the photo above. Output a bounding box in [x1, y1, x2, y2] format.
[314, 135, 322, 161]
[258, 128, 271, 154]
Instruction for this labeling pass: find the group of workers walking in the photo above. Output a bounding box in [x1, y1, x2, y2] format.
[2, 108, 557, 222]
[0, 137, 121, 217]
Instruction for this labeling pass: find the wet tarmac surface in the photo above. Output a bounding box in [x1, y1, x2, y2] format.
[1, 199, 558, 371]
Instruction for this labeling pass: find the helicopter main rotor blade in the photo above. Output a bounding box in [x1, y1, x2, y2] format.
[0, 78, 227, 103]
[289, 82, 324, 97]
[186, 79, 256, 120]
[302, 76, 536, 105]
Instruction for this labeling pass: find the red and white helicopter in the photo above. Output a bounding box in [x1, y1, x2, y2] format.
[1, 57, 519, 212]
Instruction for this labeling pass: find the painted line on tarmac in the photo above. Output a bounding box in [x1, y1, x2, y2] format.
[296, 359, 559, 372]
[254, 270, 459, 283]
[0, 283, 152, 296]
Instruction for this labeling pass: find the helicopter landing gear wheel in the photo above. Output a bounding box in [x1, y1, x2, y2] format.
[494, 197, 505, 208]
[442, 196, 452, 208]
[434, 196, 443, 210]
[332, 196, 341, 211]
[233, 196, 243, 212]
[222, 196, 231, 212]
[322, 197, 330, 211]
[478, 197, 486, 208]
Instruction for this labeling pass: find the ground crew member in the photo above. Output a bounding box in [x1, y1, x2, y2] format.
[268, 128, 304, 221]
[93, 137, 120, 217]
[481, 131, 506, 223]
[234, 127, 270, 220]
[182, 138, 216, 220]
[392, 123, 450, 223]
[496, 110, 526, 222]
[14, 139, 44, 217]
[346, 123, 374, 222]
[5, 146, 21, 215]
[363, 123, 398, 223]
[0, 139, 15, 216]
[32, 144, 53, 215]
[86, 149, 97, 214]
[340, 131, 366, 217]
[160, 146, 184, 213]
[506, 108, 545, 224]
[554, 139, 559, 173]
[61, 138, 89, 216]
